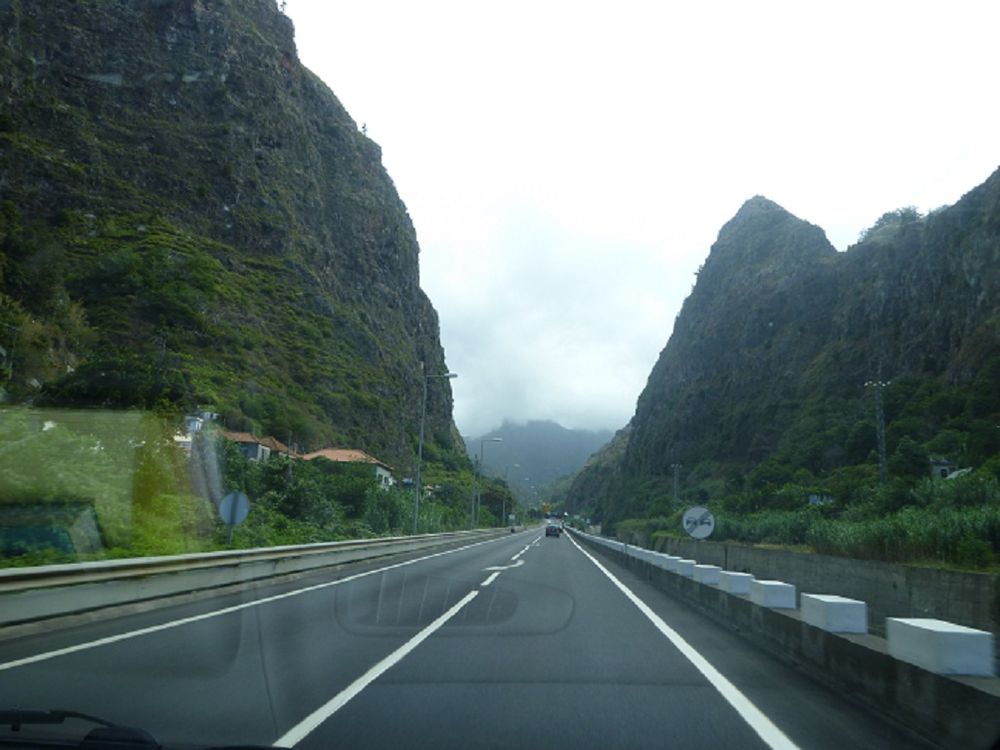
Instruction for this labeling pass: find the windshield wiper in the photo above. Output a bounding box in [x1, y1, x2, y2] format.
[0, 709, 286, 749]
[0, 710, 116, 732]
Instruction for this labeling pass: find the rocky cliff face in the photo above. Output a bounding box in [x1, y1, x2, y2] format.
[571, 169, 1000, 521]
[0, 0, 461, 469]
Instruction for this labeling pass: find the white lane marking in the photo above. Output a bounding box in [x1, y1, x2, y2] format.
[274, 589, 480, 747]
[482, 559, 524, 572]
[567, 533, 801, 750]
[480, 571, 501, 587]
[510, 537, 540, 561]
[510, 544, 531, 560]
[0, 535, 509, 673]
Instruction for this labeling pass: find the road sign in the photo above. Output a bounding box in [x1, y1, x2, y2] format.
[219, 491, 250, 526]
[682, 506, 715, 540]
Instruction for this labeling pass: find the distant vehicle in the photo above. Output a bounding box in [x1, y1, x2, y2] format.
[545, 521, 561, 537]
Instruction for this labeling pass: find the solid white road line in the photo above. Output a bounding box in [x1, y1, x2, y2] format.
[273, 589, 480, 747]
[480, 571, 501, 587]
[567, 533, 801, 750]
[0, 535, 509, 673]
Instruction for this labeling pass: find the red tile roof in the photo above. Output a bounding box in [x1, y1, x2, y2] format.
[221, 431, 293, 455]
[221, 430, 259, 445]
[258, 435, 292, 454]
[301, 448, 393, 471]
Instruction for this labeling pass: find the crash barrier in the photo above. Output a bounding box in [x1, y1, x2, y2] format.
[573, 529, 1000, 750]
[750, 580, 796, 609]
[653, 535, 1000, 642]
[0, 529, 510, 629]
[801, 594, 867, 634]
[888, 618, 996, 677]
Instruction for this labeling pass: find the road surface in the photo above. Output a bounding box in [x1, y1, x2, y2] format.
[0, 529, 929, 748]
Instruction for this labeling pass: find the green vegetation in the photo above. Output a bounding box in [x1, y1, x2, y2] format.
[572, 178, 1000, 572]
[629, 474, 1000, 570]
[0, 407, 519, 567]
[0, 0, 464, 475]
[598, 365, 1000, 570]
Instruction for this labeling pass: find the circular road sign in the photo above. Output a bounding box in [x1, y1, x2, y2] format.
[219, 491, 250, 526]
[682, 506, 715, 540]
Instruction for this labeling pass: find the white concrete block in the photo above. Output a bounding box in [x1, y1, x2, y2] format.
[659, 555, 680, 572]
[801, 594, 867, 633]
[887, 618, 995, 677]
[719, 571, 754, 594]
[675, 559, 696, 577]
[750, 580, 796, 608]
[693, 564, 721, 585]
[656, 554, 680, 570]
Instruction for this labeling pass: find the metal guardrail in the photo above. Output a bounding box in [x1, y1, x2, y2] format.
[0, 528, 507, 628]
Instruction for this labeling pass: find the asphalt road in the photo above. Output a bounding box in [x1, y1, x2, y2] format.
[0, 529, 930, 749]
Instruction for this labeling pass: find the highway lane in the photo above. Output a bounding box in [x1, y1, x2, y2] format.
[0, 531, 530, 746]
[0, 528, 929, 748]
[296, 530, 926, 750]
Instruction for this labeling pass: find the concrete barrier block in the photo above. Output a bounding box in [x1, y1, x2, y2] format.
[675, 559, 696, 577]
[887, 618, 995, 676]
[658, 555, 680, 571]
[657, 555, 679, 571]
[693, 564, 721, 585]
[801, 594, 867, 633]
[750, 580, 796, 609]
[719, 571, 754, 594]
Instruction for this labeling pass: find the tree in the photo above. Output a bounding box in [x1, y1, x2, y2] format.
[888, 437, 929, 479]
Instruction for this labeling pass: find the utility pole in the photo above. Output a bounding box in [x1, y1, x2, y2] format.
[865, 379, 889, 483]
[475, 437, 502, 527]
[414, 364, 457, 534]
[671, 463, 682, 505]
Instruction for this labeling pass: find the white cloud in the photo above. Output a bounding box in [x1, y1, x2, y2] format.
[285, 0, 1000, 436]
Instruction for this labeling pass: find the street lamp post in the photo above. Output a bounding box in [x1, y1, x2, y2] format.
[414, 364, 457, 534]
[501, 463, 513, 529]
[474, 437, 502, 527]
[865, 379, 890, 484]
[671, 463, 683, 506]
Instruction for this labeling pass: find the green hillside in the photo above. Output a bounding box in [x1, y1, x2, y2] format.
[0, 0, 523, 565]
[570, 171, 1000, 567]
[0, 0, 461, 470]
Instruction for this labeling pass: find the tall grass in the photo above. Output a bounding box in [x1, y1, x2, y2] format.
[662, 475, 1000, 569]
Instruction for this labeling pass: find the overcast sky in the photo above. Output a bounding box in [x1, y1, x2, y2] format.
[283, 0, 1000, 438]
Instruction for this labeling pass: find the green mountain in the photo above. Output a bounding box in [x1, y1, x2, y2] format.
[0, 0, 463, 472]
[571, 169, 1000, 528]
[464, 420, 613, 503]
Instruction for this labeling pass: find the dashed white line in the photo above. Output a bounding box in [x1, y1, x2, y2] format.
[480, 571, 501, 587]
[0, 535, 509, 673]
[566, 533, 801, 750]
[510, 536, 540, 561]
[273, 589, 480, 747]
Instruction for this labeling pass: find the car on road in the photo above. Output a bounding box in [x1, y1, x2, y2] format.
[545, 521, 562, 537]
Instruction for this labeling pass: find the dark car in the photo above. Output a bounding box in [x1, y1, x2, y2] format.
[545, 522, 561, 537]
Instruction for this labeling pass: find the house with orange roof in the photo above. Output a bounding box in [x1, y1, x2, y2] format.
[221, 431, 292, 462]
[301, 448, 396, 489]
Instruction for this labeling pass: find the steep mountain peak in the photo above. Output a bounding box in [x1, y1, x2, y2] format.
[735, 194, 787, 216]
[570, 168, 1000, 526]
[691, 196, 836, 303]
[712, 196, 835, 263]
